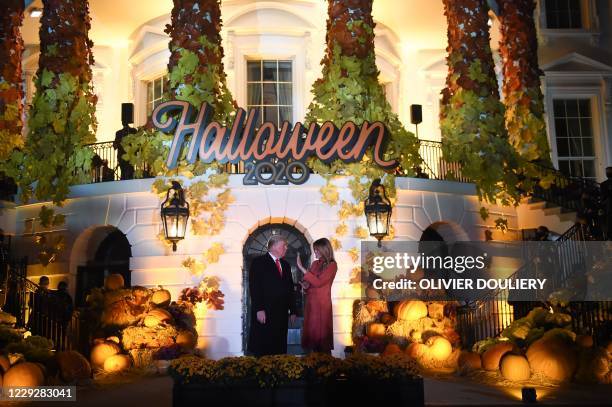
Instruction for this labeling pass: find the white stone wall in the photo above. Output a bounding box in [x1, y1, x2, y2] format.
[2, 175, 519, 359]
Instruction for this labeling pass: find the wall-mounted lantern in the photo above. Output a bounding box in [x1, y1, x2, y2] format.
[364, 178, 391, 247]
[161, 181, 189, 252]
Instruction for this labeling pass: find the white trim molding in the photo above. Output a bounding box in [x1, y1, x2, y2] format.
[536, 0, 600, 45]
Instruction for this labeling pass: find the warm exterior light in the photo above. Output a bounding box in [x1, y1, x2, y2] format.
[160, 181, 190, 252]
[364, 178, 391, 247]
[29, 8, 42, 18]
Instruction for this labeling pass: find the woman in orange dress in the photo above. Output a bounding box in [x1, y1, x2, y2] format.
[297, 238, 337, 354]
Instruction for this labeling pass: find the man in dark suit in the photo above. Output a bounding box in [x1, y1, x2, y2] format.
[248, 235, 297, 356]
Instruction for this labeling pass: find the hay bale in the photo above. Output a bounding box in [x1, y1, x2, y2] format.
[121, 325, 178, 350]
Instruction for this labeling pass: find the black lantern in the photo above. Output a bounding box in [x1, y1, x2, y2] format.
[364, 178, 392, 247]
[161, 181, 190, 252]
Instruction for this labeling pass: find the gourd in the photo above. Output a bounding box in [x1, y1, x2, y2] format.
[393, 300, 428, 321]
[90, 341, 121, 369]
[482, 342, 513, 371]
[526, 336, 577, 382]
[366, 323, 386, 338]
[143, 308, 173, 327]
[2, 362, 45, 388]
[500, 354, 531, 381]
[103, 354, 131, 373]
[458, 351, 482, 371]
[426, 336, 452, 361]
[382, 343, 402, 356]
[56, 351, 91, 382]
[104, 273, 125, 291]
[151, 289, 171, 307]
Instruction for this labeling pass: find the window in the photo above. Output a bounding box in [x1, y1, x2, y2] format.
[146, 74, 168, 117]
[553, 99, 596, 179]
[545, 0, 582, 29]
[246, 60, 292, 128]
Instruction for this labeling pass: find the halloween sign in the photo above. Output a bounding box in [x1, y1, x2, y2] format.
[152, 101, 397, 185]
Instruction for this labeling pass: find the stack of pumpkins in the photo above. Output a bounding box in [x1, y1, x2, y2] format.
[357, 299, 461, 370]
[87, 274, 197, 374]
[458, 307, 612, 384]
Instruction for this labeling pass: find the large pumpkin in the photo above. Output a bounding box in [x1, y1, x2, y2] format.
[2, 362, 45, 388]
[103, 354, 131, 373]
[500, 354, 531, 381]
[143, 308, 173, 327]
[482, 342, 514, 371]
[526, 336, 577, 382]
[458, 351, 482, 371]
[175, 330, 197, 350]
[56, 351, 91, 382]
[426, 336, 452, 361]
[0, 355, 10, 374]
[151, 289, 171, 307]
[90, 341, 121, 369]
[394, 300, 428, 321]
[104, 273, 125, 290]
[382, 343, 402, 356]
[366, 323, 386, 338]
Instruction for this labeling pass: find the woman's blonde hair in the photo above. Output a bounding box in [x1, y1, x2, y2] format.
[313, 238, 335, 265]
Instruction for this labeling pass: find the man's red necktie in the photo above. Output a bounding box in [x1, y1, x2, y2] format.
[275, 258, 282, 277]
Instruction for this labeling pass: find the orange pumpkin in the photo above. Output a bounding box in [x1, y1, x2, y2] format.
[103, 354, 131, 373]
[56, 351, 91, 382]
[526, 336, 577, 382]
[366, 323, 386, 338]
[382, 343, 402, 356]
[458, 351, 482, 371]
[500, 354, 531, 381]
[482, 342, 514, 371]
[2, 362, 45, 388]
[406, 342, 428, 359]
[426, 336, 452, 361]
[104, 273, 125, 291]
[143, 308, 173, 327]
[394, 300, 428, 321]
[90, 341, 121, 369]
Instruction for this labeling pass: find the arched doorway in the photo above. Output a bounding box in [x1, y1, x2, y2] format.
[242, 223, 311, 355]
[75, 228, 131, 307]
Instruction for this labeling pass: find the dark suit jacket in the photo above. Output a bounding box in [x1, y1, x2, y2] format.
[248, 253, 296, 355]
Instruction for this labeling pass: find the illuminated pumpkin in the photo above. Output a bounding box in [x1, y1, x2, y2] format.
[56, 351, 91, 382]
[394, 300, 427, 321]
[0, 355, 10, 374]
[500, 354, 531, 381]
[576, 335, 594, 348]
[382, 343, 402, 356]
[482, 342, 513, 371]
[458, 351, 482, 371]
[103, 354, 131, 373]
[526, 336, 577, 382]
[151, 289, 171, 307]
[104, 274, 125, 291]
[2, 362, 44, 388]
[366, 323, 386, 338]
[426, 336, 452, 361]
[143, 308, 173, 327]
[106, 336, 120, 344]
[90, 341, 121, 369]
[365, 300, 388, 314]
[406, 342, 428, 359]
[175, 331, 197, 349]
